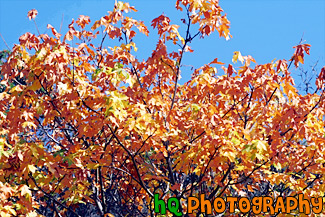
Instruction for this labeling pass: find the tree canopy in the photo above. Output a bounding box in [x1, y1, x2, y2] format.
[0, 0, 325, 216]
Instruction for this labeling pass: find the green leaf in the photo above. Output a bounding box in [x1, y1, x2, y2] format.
[63, 156, 74, 166]
[191, 103, 200, 112]
[53, 149, 65, 157]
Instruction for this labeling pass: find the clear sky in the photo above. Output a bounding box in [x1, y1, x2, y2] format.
[1, 0, 324, 89]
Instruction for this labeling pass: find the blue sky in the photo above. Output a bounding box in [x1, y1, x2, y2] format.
[1, 0, 324, 88]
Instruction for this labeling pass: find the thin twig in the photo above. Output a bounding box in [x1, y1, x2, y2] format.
[0, 32, 11, 50]
[59, 13, 64, 34]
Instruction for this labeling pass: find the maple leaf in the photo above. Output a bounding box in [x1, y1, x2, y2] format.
[291, 43, 311, 67]
[19, 185, 32, 198]
[232, 51, 244, 64]
[316, 66, 325, 90]
[76, 15, 91, 29]
[47, 24, 61, 38]
[27, 9, 38, 20]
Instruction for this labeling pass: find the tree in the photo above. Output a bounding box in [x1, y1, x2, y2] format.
[0, 0, 325, 216]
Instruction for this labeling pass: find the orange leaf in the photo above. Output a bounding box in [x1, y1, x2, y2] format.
[47, 24, 61, 38]
[210, 58, 224, 65]
[27, 9, 38, 20]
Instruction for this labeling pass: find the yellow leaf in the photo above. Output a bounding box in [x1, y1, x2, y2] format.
[3, 206, 16, 216]
[88, 162, 100, 169]
[193, 167, 201, 175]
[177, 32, 185, 45]
[57, 82, 70, 95]
[224, 151, 236, 161]
[36, 47, 47, 60]
[274, 162, 282, 170]
[310, 173, 316, 179]
[0, 211, 11, 217]
[22, 122, 37, 129]
[26, 211, 38, 217]
[10, 85, 23, 93]
[191, 103, 200, 112]
[28, 165, 37, 173]
[18, 151, 24, 161]
[235, 165, 245, 171]
[256, 153, 265, 160]
[20, 185, 32, 198]
[253, 140, 267, 152]
[232, 51, 244, 64]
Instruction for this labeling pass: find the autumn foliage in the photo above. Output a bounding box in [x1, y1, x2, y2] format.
[1, 0, 325, 216]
